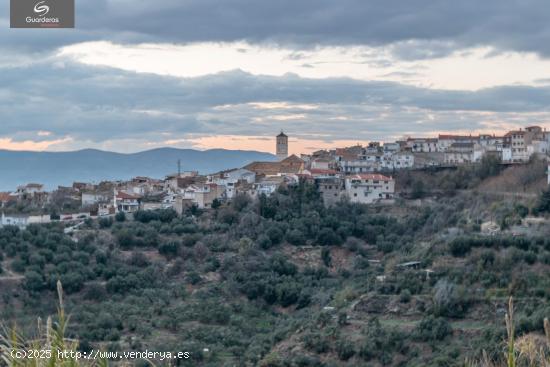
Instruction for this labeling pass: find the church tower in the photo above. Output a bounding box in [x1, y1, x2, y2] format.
[276, 131, 288, 160]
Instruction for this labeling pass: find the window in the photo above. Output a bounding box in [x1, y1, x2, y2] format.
[353, 193, 357, 197]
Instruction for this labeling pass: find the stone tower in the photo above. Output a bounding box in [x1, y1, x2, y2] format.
[276, 131, 288, 160]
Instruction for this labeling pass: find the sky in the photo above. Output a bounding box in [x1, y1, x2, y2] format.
[2, 0, 550, 155]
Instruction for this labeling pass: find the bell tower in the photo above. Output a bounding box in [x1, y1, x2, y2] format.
[276, 131, 288, 160]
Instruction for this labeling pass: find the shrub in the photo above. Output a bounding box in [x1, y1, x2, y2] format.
[336, 338, 355, 361]
[321, 247, 331, 267]
[116, 229, 136, 249]
[83, 283, 107, 301]
[59, 271, 86, 294]
[187, 271, 201, 285]
[158, 241, 180, 259]
[257, 234, 273, 250]
[449, 237, 472, 256]
[99, 217, 113, 228]
[115, 211, 126, 222]
[415, 316, 452, 341]
[344, 237, 362, 252]
[535, 186, 550, 214]
[411, 180, 425, 199]
[317, 228, 342, 246]
[399, 289, 412, 303]
[266, 226, 284, 245]
[286, 229, 306, 246]
[24, 270, 45, 292]
[432, 279, 470, 317]
[303, 332, 329, 354]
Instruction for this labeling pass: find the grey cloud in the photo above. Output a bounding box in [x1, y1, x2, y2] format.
[1, 0, 550, 59]
[388, 41, 458, 61]
[1, 61, 550, 147]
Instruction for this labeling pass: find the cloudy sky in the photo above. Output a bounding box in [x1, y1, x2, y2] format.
[2, 0, 550, 154]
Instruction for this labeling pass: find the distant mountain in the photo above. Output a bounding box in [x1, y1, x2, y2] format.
[0, 148, 276, 191]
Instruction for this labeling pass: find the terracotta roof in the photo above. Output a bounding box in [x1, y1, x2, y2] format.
[244, 161, 281, 175]
[116, 191, 141, 200]
[335, 148, 359, 160]
[281, 154, 304, 164]
[0, 192, 14, 202]
[504, 131, 525, 136]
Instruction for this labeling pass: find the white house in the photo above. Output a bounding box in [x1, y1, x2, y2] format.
[208, 168, 255, 199]
[530, 139, 549, 155]
[310, 158, 333, 170]
[181, 184, 225, 209]
[344, 174, 395, 204]
[437, 135, 478, 152]
[1, 213, 29, 227]
[247, 177, 284, 198]
[444, 142, 475, 164]
[16, 183, 44, 197]
[340, 159, 378, 173]
[501, 146, 513, 162]
[380, 152, 414, 170]
[81, 192, 111, 207]
[505, 130, 530, 162]
[114, 191, 141, 213]
[407, 138, 438, 153]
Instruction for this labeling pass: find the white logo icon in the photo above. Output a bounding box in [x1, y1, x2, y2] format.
[33, 1, 50, 16]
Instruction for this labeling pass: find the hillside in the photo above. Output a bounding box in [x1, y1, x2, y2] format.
[395, 158, 548, 198]
[1, 180, 549, 366]
[0, 148, 276, 190]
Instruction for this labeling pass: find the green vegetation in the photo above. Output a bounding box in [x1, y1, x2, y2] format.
[1, 179, 549, 366]
[1, 281, 108, 367]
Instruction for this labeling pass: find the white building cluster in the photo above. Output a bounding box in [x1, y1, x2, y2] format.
[404, 126, 550, 165]
[2, 127, 549, 226]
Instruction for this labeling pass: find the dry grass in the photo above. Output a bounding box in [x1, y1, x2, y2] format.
[467, 297, 550, 367]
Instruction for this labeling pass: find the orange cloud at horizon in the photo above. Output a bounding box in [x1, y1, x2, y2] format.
[185, 135, 369, 155]
[0, 138, 70, 151]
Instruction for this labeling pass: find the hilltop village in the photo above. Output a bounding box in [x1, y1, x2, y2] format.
[1, 127, 550, 227]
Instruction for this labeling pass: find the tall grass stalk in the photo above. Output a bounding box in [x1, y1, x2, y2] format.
[0, 281, 108, 367]
[468, 297, 550, 367]
[505, 297, 516, 367]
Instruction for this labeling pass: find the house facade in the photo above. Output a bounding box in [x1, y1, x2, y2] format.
[344, 174, 395, 204]
[114, 191, 141, 213]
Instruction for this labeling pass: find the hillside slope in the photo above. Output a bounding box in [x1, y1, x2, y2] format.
[1, 182, 549, 366]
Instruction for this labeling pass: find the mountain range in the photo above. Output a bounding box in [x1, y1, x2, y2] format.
[0, 148, 276, 191]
